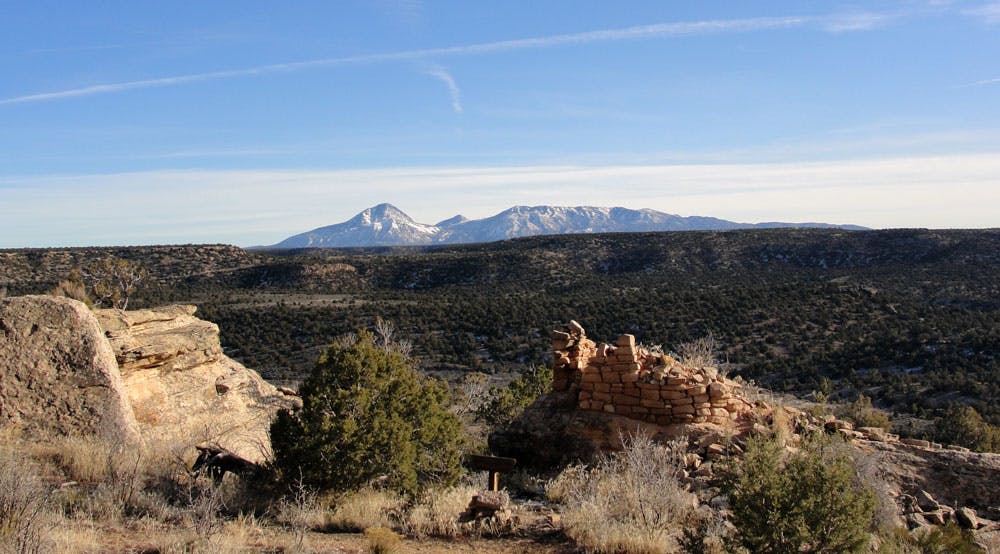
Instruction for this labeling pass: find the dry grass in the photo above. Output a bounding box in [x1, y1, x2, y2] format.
[327, 488, 404, 532]
[364, 526, 402, 554]
[550, 433, 694, 554]
[0, 441, 50, 554]
[403, 485, 478, 538]
[675, 335, 720, 368]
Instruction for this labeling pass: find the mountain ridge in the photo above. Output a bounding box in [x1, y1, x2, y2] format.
[268, 203, 867, 248]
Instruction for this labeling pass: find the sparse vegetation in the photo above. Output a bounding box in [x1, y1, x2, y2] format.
[549, 433, 694, 554]
[0, 441, 48, 554]
[402, 484, 479, 538]
[81, 255, 149, 310]
[327, 487, 405, 532]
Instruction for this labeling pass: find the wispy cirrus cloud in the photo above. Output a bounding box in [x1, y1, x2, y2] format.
[958, 76, 1000, 87]
[424, 66, 462, 113]
[1, 13, 883, 106]
[963, 1, 1000, 23]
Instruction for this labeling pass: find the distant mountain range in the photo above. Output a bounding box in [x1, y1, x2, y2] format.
[267, 203, 867, 248]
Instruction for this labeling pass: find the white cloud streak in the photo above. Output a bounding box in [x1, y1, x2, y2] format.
[424, 66, 462, 113]
[963, 1, 1000, 24]
[2, 153, 997, 247]
[1, 13, 874, 106]
[958, 76, 1000, 87]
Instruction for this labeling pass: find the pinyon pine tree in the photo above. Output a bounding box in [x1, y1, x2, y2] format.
[271, 330, 463, 495]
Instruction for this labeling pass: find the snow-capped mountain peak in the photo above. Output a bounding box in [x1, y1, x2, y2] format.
[268, 204, 865, 248]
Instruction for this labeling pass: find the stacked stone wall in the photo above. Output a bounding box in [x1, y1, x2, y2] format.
[551, 321, 754, 426]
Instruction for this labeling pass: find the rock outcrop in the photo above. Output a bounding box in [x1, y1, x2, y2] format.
[96, 305, 299, 462]
[0, 296, 141, 444]
[0, 296, 297, 463]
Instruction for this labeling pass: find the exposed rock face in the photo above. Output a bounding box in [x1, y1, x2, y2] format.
[95, 305, 299, 462]
[0, 296, 297, 463]
[0, 296, 140, 444]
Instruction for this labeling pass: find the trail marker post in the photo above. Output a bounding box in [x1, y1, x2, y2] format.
[464, 454, 516, 492]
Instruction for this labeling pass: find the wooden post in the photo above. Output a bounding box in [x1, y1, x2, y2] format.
[463, 454, 516, 492]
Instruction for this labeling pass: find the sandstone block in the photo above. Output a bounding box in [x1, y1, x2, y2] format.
[581, 371, 602, 383]
[673, 404, 695, 415]
[661, 390, 686, 401]
[592, 391, 611, 402]
[620, 372, 639, 383]
[615, 334, 636, 348]
[594, 383, 610, 393]
[615, 395, 639, 406]
[686, 385, 707, 396]
[640, 399, 663, 409]
[955, 507, 978, 529]
[708, 382, 727, 398]
[567, 320, 585, 336]
[915, 490, 940, 512]
[641, 388, 660, 401]
[603, 404, 615, 414]
[692, 394, 710, 403]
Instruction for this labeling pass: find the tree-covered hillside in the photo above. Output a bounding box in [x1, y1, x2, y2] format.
[3, 228, 998, 423]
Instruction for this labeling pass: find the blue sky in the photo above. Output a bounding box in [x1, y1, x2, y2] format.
[1, 1, 998, 247]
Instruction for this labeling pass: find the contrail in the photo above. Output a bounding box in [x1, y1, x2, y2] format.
[1, 14, 830, 105]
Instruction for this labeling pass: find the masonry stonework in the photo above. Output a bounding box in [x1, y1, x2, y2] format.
[551, 321, 754, 427]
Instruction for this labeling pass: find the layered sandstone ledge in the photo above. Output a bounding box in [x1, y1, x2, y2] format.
[0, 296, 299, 462]
[551, 320, 754, 427]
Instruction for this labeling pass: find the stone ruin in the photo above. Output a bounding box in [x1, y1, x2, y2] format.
[551, 320, 754, 427]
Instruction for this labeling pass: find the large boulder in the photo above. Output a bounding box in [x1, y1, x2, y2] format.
[0, 295, 140, 444]
[0, 295, 297, 464]
[96, 305, 299, 462]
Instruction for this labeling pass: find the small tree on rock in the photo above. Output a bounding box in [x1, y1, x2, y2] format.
[270, 330, 464, 495]
[82, 256, 148, 310]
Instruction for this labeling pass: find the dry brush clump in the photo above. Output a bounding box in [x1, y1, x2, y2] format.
[402, 484, 480, 538]
[326, 487, 405, 532]
[0, 441, 49, 554]
[548, 433, 695, 554]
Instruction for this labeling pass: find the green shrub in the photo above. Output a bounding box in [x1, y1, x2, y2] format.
[930, 405, 1000, 453]
[906, 522, 984, 553]
[271, 330, 464, 495]
[837, 395, 892, 430]
[475, 365, 552, 427]
[723, 433, 877, 554]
